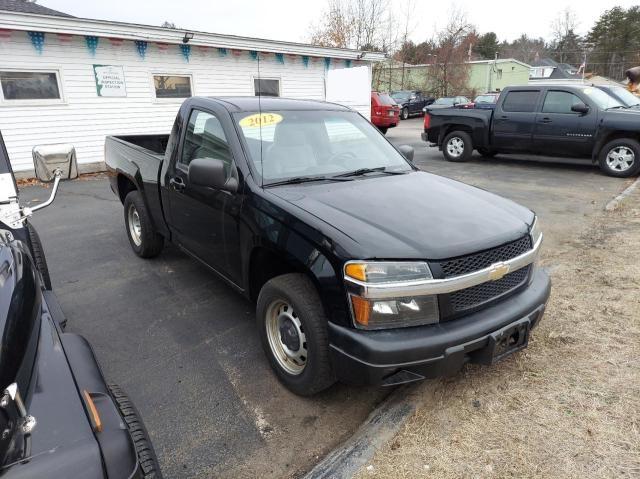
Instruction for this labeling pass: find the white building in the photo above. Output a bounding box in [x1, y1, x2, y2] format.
[0, 3, 383, 175]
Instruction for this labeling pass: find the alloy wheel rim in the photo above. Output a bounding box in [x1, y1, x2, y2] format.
[447, 137, 464, 158]
[606, 146, 635, 171]
[127, 204, 142, 246]
[265, 300, 307, 375]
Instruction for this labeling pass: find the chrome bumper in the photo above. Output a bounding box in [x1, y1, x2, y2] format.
[345, 234, 543, 300]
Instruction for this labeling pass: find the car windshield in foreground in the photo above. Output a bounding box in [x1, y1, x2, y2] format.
[580, 86, 624, 109]
[435, 98, 455, 105]
[609, 86, 640, 107]
[233, 110, 412, 186]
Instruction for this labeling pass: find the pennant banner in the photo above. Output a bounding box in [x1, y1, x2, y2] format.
[0, 29, 11, 43]
[345, 59, 352, 68]
[217, 47, 227, 57]
[134, 40, 147, 59]
[156, 42, 169, 53]
[28, 31, 45, 54]
[249, 50, 258, 61]
[324, 57, 331, 70]
[85, 36, 99, 56]
[57, 33, 73, 44]
[275, 52, 284, 64]
[231, 49, 242, 57]
[302, 55, 309, 68]
[180, 44, 191, 62]
[108, 37, 124, 48]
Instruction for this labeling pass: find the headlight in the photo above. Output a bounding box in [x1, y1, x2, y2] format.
[344, 261, 439, 330]
[529, 216, 543, 246]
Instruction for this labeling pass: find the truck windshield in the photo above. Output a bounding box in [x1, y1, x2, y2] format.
[391, 92, 410, 101]
[233, 110, 412, 185]
[580, 87, 624, 109]
[609, 86, 640, 107]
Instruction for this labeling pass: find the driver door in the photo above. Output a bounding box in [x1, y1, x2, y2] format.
[166, 108, 243, 284]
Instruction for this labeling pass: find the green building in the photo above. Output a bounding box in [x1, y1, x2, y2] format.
[375, 59, 532, 96]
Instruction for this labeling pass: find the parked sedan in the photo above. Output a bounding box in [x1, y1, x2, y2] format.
[424, 96, 471, 111]
[595, 84, 640, 110]
[371, 91, 400, 134]
[468, 92, 501, 110]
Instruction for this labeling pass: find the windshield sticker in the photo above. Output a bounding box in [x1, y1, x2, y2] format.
[239, 113, 283, 128]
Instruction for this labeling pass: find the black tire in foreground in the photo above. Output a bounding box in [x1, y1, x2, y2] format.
[442, 130, 473, 162]
[598, 138, 640, 178]
[26, 222, 52, 290]
[401, 107, 409, 120]
[123, 190, 163, 258]
[256, 273, 336, 396]
[108, 384, 163, 479]
[378, 126, 388, 135]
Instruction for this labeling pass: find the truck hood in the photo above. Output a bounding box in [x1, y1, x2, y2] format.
[268, 171, 534, 260]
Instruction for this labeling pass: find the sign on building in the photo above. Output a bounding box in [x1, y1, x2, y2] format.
[92, 65, 127, 97]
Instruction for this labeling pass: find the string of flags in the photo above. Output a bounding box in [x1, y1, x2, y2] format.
[0, 29, 362, 68]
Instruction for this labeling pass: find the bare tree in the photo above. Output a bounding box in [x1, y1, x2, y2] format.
[161, 21, 177, 29]
[430, 9, 473, 97]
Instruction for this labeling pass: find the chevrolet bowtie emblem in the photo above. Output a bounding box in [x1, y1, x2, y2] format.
[488, 262, 510, 281]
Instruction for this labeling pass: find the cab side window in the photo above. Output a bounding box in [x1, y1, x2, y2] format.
[502, 91, 539, 112]
[180, 109, 233, 176]
[542, 91, 583, 114]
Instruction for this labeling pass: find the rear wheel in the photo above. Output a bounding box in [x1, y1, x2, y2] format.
[401, 107, 409, 120]
[108, 384, 163, 479]
[26, 223, 52, 290]
[598, 138, 640, 177]
[124, 191, 163, 258]
[256, 274, 335, 396]
[443, 131, 473, 162]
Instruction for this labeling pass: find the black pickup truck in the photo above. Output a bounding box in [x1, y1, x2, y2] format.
[105, 97, 550, 396]
[422, 84, 640, 177]
[0, 135, 160, 477]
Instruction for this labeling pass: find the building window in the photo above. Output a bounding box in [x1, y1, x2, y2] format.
[254, 78, 280, 97]
[0, 71, 61, 101]
[153, 75, 192, 99]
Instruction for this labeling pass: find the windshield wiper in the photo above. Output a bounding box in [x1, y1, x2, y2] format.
[264, 175, 352, 187]
[607, 105, 627, 110]
[333, 167, 407, 178]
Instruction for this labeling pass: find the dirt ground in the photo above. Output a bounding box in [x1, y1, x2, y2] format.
[355, 189, 640, 479]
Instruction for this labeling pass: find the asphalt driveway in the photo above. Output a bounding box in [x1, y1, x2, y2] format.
[19, 117, 634, 478]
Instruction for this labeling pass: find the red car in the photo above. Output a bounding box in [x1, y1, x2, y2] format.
[371, 91, 400, 134]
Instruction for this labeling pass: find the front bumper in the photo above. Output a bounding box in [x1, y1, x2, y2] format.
[328, 267, 551, 386]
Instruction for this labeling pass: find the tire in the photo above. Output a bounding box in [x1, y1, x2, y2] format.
[598, 138, 640, 178]
[443, 131, 473, 162]
[26, 222, 52, 290]
[401, 107, 409, 120]
[256, 273, 335, 396]
[108, 384, 163, 479]
[378, 126, 388, 135]
[123, 191, 163, 258]
[478, 148, 497, 158]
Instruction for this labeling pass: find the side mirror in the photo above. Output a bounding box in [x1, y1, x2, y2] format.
[398, 145, 414, 162]
[32, 144, 78, 183]
[188, 158, 238, 193]
[571, 103, 589, 115]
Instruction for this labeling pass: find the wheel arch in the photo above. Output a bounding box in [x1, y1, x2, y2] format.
[593, 131, 640, 162]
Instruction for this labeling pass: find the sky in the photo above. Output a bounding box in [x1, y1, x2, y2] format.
[39, 0, 639, 45]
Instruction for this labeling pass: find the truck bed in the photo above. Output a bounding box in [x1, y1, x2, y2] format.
[109, 134, 170, 156]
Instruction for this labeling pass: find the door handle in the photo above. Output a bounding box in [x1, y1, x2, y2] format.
[499, 115, 508, 120]
[169, 177, 185, 191]
[539, 117, 552, 123]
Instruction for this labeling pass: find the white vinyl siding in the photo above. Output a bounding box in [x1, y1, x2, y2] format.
[0, 32, 370, 172]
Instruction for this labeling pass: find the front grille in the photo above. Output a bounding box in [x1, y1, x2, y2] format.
[434, 235, 533, 319]
[448, 266, 530, 313]
[439, 235, 532, 278]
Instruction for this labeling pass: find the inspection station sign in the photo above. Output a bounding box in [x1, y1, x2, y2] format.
[93, 65, 127, 97]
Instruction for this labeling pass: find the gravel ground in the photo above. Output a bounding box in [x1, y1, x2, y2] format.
[355, 188, 640, 479]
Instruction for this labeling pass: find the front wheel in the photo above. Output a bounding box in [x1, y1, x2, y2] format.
[598, 138, 640, 177]
[123, 191, 163, 258]
[256, 274, 335, 396]
[442, 131, 473, 162]
[401, 107, 409, 120]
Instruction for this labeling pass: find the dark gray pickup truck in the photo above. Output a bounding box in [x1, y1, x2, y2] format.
[105, 96, 550, 396]
[422, 84, 640, 177]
